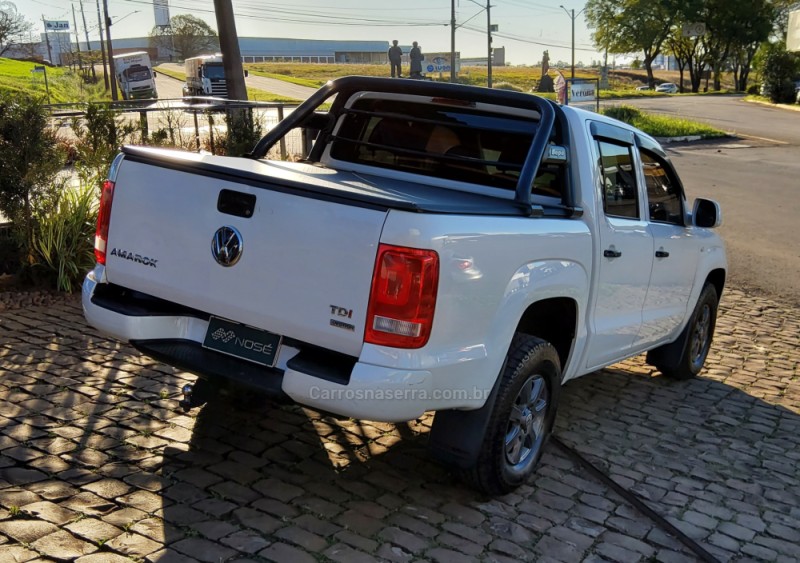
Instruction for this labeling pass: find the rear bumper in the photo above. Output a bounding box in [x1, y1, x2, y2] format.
[82, 270, 451, 422]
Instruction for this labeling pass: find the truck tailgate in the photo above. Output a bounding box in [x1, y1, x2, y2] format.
[105, 156, 388, 357]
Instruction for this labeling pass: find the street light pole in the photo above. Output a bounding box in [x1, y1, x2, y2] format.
[450, 0, 456, 83]
[487, 0, 492, 88]
[559, 5, 584, 80]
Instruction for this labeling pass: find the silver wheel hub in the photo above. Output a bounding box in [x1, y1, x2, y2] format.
[505, 374, 549, 467]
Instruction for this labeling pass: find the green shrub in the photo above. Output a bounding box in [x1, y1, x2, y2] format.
[31, 181, 98, 293]
[73, 103, 136, 187]
[760, 48, 800, 104]
[0, 93, 64, 266]
[492, 82, 524, 92]
[601, 105, 643, 124]
[223, 108, 263, 157]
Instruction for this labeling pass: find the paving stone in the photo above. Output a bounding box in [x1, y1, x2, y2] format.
[81, 478, 132, 500]
[0, 468, 47, 485]
[26, 480, 79, 501]
[131, 516, 184, 544]
[275, 525, 328, 552]
[117, 489, 164, 513]
[191, 520, 239, 541]
[233, 507, 284, 534]
[426, 546, 479, 563]
[105, 531, 163, 557]
[323, 542, 380, 563]
[75, 554, 133, 563]
[0, 519, 59, 544]
[61, 491, 118, 516]
[260, 541, 318, 563]
[334, 529, 380, 553]
[294, 514, 342, 537]
[378, 526, 430, 555]
[376, 542, 414, 562]
[252, 478, 304, 502]
[31, 528, 98, 559]
[21, 500, 77, 525]
[0, 545, 40, 563]
[0, 488, 41, 508]
[65, 518, 124, 543]
[101, 507, 149, 527]
[192, 497, 237, 518]
[172, 537, 239, 562]
[220, 529, 271, 554]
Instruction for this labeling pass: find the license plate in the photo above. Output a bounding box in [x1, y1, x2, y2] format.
[202, 316, 282, 367]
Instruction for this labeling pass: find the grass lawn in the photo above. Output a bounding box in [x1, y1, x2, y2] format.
[601, 105, 727, 139]
[0, 58, 109, 103]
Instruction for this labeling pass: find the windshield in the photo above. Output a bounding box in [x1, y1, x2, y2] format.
[204, 63, 225, 80]
[124, 65, 151, 82]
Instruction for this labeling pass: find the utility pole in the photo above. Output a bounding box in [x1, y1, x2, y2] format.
[450, 0, 456, 83]
[72, 5, 82, 71]
[213, 0, 247, 100]
[41, 16, 53, 63]
[102, 0, 118, 100]
[79, 0, 96, 81]
[487, 0, 492, 88]
[95, 0, 109, 89]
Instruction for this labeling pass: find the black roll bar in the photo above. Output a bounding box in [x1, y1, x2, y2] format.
[248, 76, 558, 215]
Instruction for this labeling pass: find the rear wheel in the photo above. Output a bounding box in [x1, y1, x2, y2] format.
[465, 334, 561, 495]
[647, 284, 719, 379]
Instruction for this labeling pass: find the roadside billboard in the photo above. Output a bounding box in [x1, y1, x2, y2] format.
[788, 10, 800, 52]
[424, 52, 460, 76]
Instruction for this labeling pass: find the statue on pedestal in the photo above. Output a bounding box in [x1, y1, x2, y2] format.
[537, 51, 554, 92]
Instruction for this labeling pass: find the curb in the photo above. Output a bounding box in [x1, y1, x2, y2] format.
[656, 135, 703, 144]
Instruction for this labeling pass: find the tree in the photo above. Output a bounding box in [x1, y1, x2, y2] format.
[0, 1, 32, 56]
[698, 0, 773, 91]
[586, 0, 677, 87]
[149, 15, 219, 60]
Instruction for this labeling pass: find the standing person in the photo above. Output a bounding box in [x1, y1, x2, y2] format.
[388, 40, 403, 78]
[410, 41, 424, 79]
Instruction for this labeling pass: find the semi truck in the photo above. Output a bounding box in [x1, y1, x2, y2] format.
[113, 52, 157, 100]
[183, 54, 229, 98]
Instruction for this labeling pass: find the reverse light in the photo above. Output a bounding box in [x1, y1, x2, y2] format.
[365, 244, 439, 349]
[94, 179, 115, 265]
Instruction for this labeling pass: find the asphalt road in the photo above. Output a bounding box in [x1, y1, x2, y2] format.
[617, 95, 800, 305]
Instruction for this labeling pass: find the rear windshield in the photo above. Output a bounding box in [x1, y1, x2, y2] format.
[328, 96, 563, 198]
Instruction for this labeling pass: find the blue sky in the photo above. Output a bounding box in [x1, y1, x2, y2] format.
[21, 0, 601, 66]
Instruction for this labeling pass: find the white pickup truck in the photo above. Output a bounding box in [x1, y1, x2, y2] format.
[83, 77, 726, 494]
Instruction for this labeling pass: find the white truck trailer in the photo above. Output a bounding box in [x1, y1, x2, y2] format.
[113, 51, 157, 100]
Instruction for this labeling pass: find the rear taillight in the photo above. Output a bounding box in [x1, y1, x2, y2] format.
[94, 179, 115, 265]
[365, 244, 439, 349]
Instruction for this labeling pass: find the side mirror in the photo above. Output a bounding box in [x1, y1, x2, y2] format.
[693, 198, 722, 228]
[244, 70, 249, 78]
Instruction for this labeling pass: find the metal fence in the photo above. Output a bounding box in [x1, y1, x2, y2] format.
[45, 97, 308, 159]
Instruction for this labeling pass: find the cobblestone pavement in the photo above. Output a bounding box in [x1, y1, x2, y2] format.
[0, 287, 798, 563]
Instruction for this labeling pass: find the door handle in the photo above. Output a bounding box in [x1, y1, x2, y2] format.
[604, 249, 622, 258]
[655, 250, 670, 258]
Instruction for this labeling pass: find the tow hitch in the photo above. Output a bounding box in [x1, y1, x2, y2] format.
[178, 381, 211, 412]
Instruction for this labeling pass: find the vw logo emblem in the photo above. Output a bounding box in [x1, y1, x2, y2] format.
[211, 226, 243, 267]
